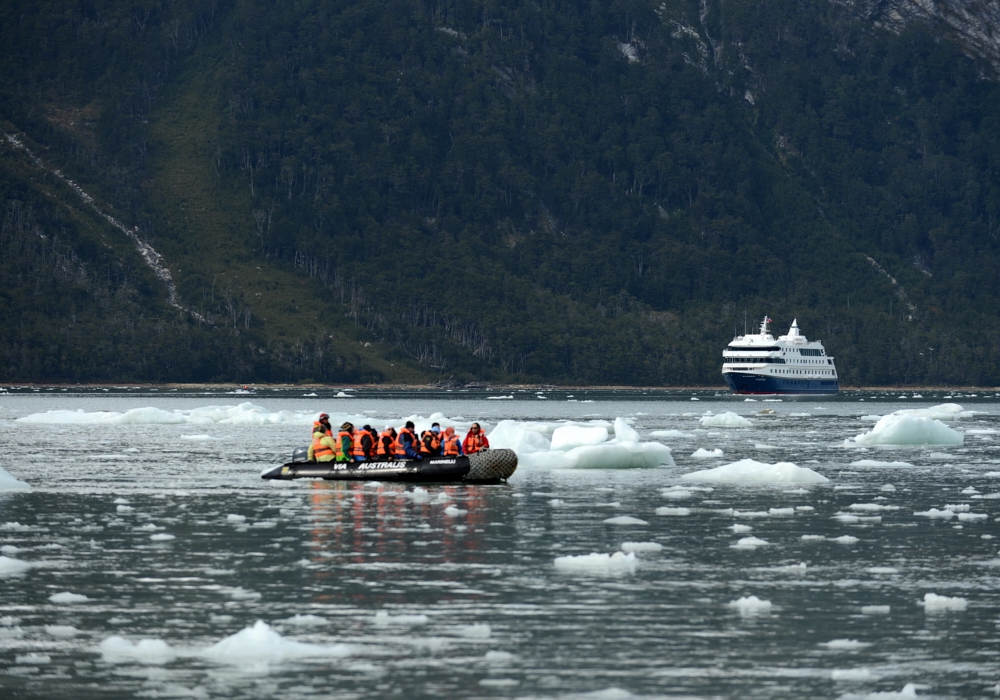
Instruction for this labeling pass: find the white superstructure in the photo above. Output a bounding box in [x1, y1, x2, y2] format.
[722, 317, 839, 394]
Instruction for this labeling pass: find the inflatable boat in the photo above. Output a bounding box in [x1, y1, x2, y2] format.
[261, 447, 518, 484]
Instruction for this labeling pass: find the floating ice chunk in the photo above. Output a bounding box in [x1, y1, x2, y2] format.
[795, 505, 815, 511]
[700, 412, 751, 428]
[656, 507, 691, 516]
[867, 567, 898, 574]
[484, 650, 516, 664]
[731, 524, 753, 533]
[117, 505, 133, 513]
[551, 425, 609, 451]
[49, 592, 88, 604]
[861, 605, 891, 614]
[0, 467, 30, 492]
[150, 534, 175, 541]
[768, 507, 795, 516]
[821, 639, 871, 650]
[801, 535, 825, 541]
[457, 623, 492, 639]
[731, 536, 770, 549]
[682, 458, 829, 484]
[45, 625, 81, 637]
[620, 541, 663, 553]
[373, 611, 429, 626]
[853, 414, 963, 446]
[849, 460, 916, 468]
[409, 487, 430, 503]
[831, 535, 859, 544]
[100, 636, 176, 664]
[831, 668, 874, 681]
[554, 552, 637, 575]
[755, 443, 777, 450]
[920, 593, 967, 612]
[839, 684, 919, 699]
[649, 430, 695, 439]
[335, 391, 352, 398]
[202, 620, 351, 662]
[603, 516, 647, 525]
[913, 508, 955, 519]
[15, 653, 51, 664]
[691, 448, 724, 459]
[222, 587, 261, 601]
[0, 556, 32, 577]
[444, 506, 467, 516]
[896, 403, 972, 421]
[226, 514, 247, 523]
[848, 503, 899, 512]
[180, 434, 220, 441]
[943, 504, 970, 512]
[548, 499, 566, 506]
[660, 488, 693, 500]
[727, 595, 771, 613]
[277, 614, 328, 627]
[612, 417, 640, 443]
[957, 512, 987, 521]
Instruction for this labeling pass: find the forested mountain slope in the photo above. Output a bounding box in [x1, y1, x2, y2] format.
[2, 0, 999, 385]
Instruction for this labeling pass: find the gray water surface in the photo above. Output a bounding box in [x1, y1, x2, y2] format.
[0, 389, 998, 699]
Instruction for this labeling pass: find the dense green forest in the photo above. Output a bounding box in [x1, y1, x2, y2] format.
[1, 0, 999, 385]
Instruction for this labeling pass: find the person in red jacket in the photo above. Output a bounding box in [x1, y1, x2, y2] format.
[463, 422, 489, 454]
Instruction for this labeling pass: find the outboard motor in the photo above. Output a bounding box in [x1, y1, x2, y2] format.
[291, 446, 309, 463]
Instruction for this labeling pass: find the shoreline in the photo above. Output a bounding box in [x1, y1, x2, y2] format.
[3, 383, 999, 392]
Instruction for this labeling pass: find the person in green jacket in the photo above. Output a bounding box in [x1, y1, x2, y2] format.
[335, 422, 354, 463]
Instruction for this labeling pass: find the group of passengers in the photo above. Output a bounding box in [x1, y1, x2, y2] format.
[307, 413, 489, 463]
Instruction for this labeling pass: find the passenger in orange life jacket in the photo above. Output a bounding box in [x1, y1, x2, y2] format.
[463, 422, 489, 454]
[420, 424, 442, 457]
[335, 422, 354, 463]
[377, 426, 397, 459]
[365, 425, 379, 459]
[312, 412, 332, 437]
[441, 427, 463, 456]
[307, 428, 337, 462]
[394, 421, 422, 459]
[352, 424, 375, 461]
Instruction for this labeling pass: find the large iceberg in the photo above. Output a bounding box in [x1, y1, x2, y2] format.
[488, 417, 673, 469]
[681, 458, 829, 484]
[852, 413, 964, 447]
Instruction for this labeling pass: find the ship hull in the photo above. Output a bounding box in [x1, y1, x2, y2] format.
[723, 372, 839, 395]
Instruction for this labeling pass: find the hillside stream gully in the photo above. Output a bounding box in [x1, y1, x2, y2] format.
[0, 387, 998, 699]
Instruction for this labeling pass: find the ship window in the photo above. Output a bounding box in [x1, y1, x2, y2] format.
[800, 348, 822, 356]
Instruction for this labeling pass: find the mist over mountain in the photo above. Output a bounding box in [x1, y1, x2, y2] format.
[2, 0, 999, 386]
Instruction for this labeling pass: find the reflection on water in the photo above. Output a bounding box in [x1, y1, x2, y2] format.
[0, 390, 998, 699]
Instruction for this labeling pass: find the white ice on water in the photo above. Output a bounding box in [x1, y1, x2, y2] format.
[681, 458, 829, 484]
[655, 507, 691, 516]
[603, 516, 647, 525]
[488, 417, 673, 469]
[100, 637, 177, 664]
[201, 620, 351, 662]
[620, 541, 663, 553]
[553, 551, 637, 575]
[0, 556, 32, 577]
[850, 460, 916, 468]
[691, 448, 724, 459]
[373, 611, 429, 626]
[49, 592, 89, 604]
[699, 412, 751, 428]
[0, 467, 30, 492]
[919, 593, 967, 611]
[727, 595, 771, 613]
[851, 405, 966, 446]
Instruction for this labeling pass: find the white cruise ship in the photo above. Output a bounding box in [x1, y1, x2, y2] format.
[722, 317, 839, 395]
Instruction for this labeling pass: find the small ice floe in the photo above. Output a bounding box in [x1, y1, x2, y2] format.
[201, 620, 351, 662]
[830, 535, 859, 544]
[457, 623, 492, 639]
[49, 592, 89, 604]
[553, 552, 637, 575]
[0, 467, 31, 492]
[919, 593, 967, 612]
[768, 507, 795, 516]
[335, 391, 352, 398]
[848, 503, 899, 512]
[851, 406, 965, 446]
[913, 508, 955, 519]
[373, 611, 429, 626]
[444, 506, 467, 516]
[755, 443, 777, 450]
[839, 684, 920, 699]
[116, 505, 133, 513]
[661, 487, 694, 500]
[226, 514, 247, 523]
[880, 484, 896, 492]
[682, 458, 828, 484]
[487, 395, 514, 400]
[820, 639, 871, 650]
[801, 535, 825, 541]
[731, 524, 752, 533]
[603, 516, 647, 525]
[620, 541, 663, 554]
[942, 503, 969, 512]
[484, 650, 516, 664]
[957, 512, 987, 521]
[691, 448, 724, 460]
[795, 505, 815, 511]
[727, 595, 771, 614]
[731, 536, 770, 549]
[548, 498, 566, 507]
[100, 637, 177, 664]
[699, 412, 751, 428]
[649, 430, 695, 439]
[867, 567, 898, 575]
[180, 434, 221, 441]
[861, 605, 891, 614]
[45, 625, 81, 637]
[656, 507, 691, 516]
[16, 653, 51, 664]
[302, 392, 318, 397]
[831, 668, 874, 681]
[150, 534, 175, 541]
[222, 586, 261, 601]
[409, 487, 431, 503]
[849, 460, 916, 468]
[0, 556, 32, 577]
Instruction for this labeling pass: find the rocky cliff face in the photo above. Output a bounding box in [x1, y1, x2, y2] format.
[835, 0, 1000, 70]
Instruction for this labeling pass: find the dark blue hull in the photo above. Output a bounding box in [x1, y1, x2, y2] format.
[723, 372, 839, 395]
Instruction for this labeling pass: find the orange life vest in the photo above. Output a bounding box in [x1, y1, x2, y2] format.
[464, 431, 488, 454]
[336, 430, 353, 460]
[394, 427, 416, 457]
[377, 430, 395, 457]
[311, 434, 334, 460]
[419, 431, 441, 456]
[442, 434, 461, 456]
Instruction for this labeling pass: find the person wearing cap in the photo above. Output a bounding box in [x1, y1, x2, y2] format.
[441, 426, 463, 456]
[393, 420, 421, 459]
[463, 422, 489, 454]
[312, 413, 332, 436]
[335, 422, 354, 463]
[352, 424, 376, 461]
[377, 426, 397, 459]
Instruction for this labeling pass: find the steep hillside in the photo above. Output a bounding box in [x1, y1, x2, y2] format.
[2, 0, 999, 385]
